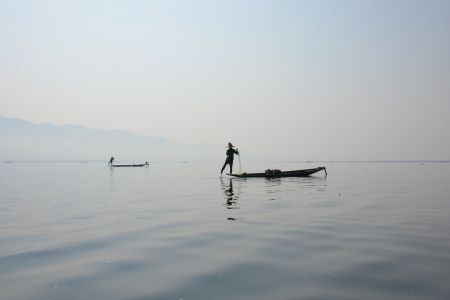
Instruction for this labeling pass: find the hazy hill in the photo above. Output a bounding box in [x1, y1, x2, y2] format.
[0, 116, 219, 162]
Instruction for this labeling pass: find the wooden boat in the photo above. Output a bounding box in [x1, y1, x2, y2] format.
[229, 167, 326, 178]
[111, 162, 149, 167]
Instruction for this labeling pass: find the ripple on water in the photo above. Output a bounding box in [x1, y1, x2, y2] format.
[1, 162, 450, 300]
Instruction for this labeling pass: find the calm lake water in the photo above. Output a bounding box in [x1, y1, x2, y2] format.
[1, 161, 450, 300]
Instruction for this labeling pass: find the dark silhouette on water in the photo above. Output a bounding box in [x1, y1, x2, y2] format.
[229, 167, 327, 178]
[110, 162, 149, 167]
[220, 177, 239, 210]
[220, 142, 239, 175]
[108, 156, 149, 167]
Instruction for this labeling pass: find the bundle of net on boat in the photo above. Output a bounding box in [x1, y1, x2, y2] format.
[265, 169, 281, 175]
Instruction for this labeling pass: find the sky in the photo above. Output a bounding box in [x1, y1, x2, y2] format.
[1, 0, 449, 160]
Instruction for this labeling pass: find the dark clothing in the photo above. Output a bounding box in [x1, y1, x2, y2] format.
[221, 148, 238, 174]
[221, 158, 234, 174]
[226, 148, 239, 161]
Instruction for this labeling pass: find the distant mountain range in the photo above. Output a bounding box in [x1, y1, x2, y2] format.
[0, 116, 219, 161]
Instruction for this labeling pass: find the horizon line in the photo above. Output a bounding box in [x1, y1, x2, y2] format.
[3, 160, 450, 164]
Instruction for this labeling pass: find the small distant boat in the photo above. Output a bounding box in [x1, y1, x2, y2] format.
[229, 167, 327, 178]
[110, 162, 149, 167]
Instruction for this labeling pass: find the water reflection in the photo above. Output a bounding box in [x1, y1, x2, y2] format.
[220, 178, 239, 210]
[298, 176, 328, 192]
[220, 175, 328, 219]
[109, 166, 115, 192]
[264, 177, 282, 185]
[265, 176, 328, 192]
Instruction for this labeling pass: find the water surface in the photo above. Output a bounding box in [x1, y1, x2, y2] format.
[1, 162, 450, 300]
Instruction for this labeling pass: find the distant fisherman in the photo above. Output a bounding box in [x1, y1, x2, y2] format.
[221, 143, 239, 175]
[108, 156, 114, 166]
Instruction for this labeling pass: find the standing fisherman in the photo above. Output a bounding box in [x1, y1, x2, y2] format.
[108, 156, 114, 166]
[221, 143, 239, 175]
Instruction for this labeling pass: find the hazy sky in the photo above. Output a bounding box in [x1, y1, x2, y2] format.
[1, 0, 449, 160]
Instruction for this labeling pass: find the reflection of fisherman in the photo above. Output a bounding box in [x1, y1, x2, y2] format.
[225, 179, 234, 206]
[221, 143, 239, 175]
[108, 156, 114, 166]
[220, 177, 238, 209]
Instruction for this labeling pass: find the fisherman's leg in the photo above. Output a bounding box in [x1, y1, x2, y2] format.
[229, 161, 234, 174]
[221, 161, 228, 174]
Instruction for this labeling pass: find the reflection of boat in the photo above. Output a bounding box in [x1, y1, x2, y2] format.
[229, 167, 326, 178]
[111, 162, 149, 167]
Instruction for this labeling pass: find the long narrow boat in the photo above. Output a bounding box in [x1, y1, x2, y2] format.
[110, 162, 149, 167]
[229, 167, 326, 178]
